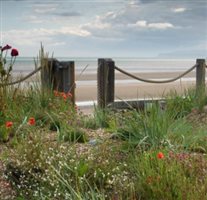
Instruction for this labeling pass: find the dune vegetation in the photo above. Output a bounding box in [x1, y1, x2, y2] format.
[0, 46, 207, 200]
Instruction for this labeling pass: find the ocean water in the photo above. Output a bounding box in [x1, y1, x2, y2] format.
[12, 57, 196, 74]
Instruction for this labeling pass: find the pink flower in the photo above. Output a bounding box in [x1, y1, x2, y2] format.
[11, 48, 19, 56]
[1, 44, 12, 52]
[157, 152, 164, 159]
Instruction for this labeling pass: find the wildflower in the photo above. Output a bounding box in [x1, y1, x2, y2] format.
[59, 92, 67, 100]
[0, 44, 19, 78]
[5, 121, 13, 128]
[11, 48, 19, 56]
[1, 44, 12, 52]
[28, 117, 35, 125]
[157, 152, 164, 159]
[53, 90, 59, 97]
[62, 93, 67, 100]
[67, 92, 72, 98]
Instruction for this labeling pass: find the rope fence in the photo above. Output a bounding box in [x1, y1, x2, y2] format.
[0, 58, 76, 104]
[0, 66, 41, 87]
[97, 58, 206, 108]
[115, 64, 198, 84]
[0, 57, 206, 109]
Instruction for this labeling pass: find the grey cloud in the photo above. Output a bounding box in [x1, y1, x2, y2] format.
[87, 0, 206, 33]
[53, 11, 81, 17]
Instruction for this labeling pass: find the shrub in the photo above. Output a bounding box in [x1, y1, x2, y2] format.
[116, 103, 174, 149]
[166, 89, 196, 118]
[131, 150, 207, 200]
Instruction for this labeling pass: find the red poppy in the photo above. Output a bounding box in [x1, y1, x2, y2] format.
[11, 48, 19, 56]
[157, 152, 164, 159]
[28, 117, 35, 125]
[5, 121, 13, 128]
[53, 90, 59, 97]
[1, 44, 12, 52]
[67, 92, 72, 98]
[59, 92, 67, 100]
[62, 93, 67, 100]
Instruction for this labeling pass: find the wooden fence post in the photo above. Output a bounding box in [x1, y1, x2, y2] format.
[196, 59, 206, 98]
[58, 61, 75, 105]
[68, 61, 75, 105]
[41, 59, 75, 105]
[97, 58, 115, 108]
[41, 58, 56, 90]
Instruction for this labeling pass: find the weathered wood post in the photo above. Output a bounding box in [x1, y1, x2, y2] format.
[97, 58, 115, 108]
[68, 61, 75, 105]
[196, 59, 206, 98]
[57, 61, 75, 105]
[41, 58, 75, 105]
[41, 58, 56, 90]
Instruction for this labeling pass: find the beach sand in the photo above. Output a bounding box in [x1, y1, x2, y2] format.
[23, 70, 197, 113]
[75, 71, 196, 102]
[76, 81, 196, 102]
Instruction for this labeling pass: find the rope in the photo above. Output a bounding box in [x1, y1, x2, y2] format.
[0, 66, 42, 87]
[114, 64, 198, 84]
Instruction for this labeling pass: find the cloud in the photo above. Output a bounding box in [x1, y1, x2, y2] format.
[128, 0, 139, 7]
[48, 42, 66, 46]
[80, 13, 127, 39]
[129, 20, 174, 30]
[83, 15, 111, 30]
[59, 27, 91, 37]
[133, 20, 147, 27]
[2, 27, 91, 47]
[172, 7, 187, 13]
[33, 3, 58, 14]
[25, 15, 43, 24]
[148, 22, 174, 29]
[53, 11, 81, 17]
[34, 7, 56, 14]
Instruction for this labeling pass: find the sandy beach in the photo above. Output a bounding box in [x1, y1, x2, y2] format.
[75, 71, 197, 102]
[20, 70, 198, 105]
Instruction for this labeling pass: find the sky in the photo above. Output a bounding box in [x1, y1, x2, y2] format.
[0, 0, 207, 58]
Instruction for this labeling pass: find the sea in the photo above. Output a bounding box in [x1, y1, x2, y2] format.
[12, 57, 196, 74]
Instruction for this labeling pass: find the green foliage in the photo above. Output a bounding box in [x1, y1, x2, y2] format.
[131, 150, 207, 200]
[1, 55, 207, 200]
[60, 126, 88, 143]
[0, 125, 10, 142]
[81, 106, 115, 130]
[116, 103, 174, 149]
[64, 128, 87, 143]
[82, 116, 99, 130]
[49, 120, 61, 131]
[168, 119, 207, 153]
[166, 90, 196, 118]
[93, 106, 111, 128]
